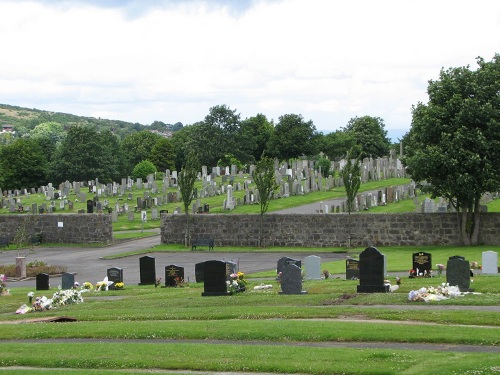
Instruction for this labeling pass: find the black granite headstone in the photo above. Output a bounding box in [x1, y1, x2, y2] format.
[164, 264, 184, 287]
[36, 273, 50, 290]
[357, 247, 389, 293]
[277, 257, 301, 275]
[195, 262, 205, 283]
[279, 263, 307, 294]
[446, 255, 471, 292]
[346, 259, 360, 280]
[412, 252, 432, 276]
[107, 267, 123, 290]
[61, 272, 75, 290]
[202, 260, 228, 296]
[86, 199, 94, 214]
[139, 256, 156, 285]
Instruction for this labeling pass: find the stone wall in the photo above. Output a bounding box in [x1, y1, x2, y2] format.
[0, 214, 113, 244]
[161, 213, 500, 247]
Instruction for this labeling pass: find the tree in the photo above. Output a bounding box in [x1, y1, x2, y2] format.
[29, 121, 65, 144]
[343, 116, 391, 159]
[402, 54, 500, 245]
[266, 114, 319, 160]
[177, 152, 199, 246]
[320, 130, 356, 160]
[316, 156, 332, 177]
[131, 160, 157, 180]
[49, 126, 121, 183]
[252, 157, 279, 247]
[340, 150, 362, 214]
[149, 137, 175, 172]
[121, 131, 163, 174]
[240, 114, 274, 163]
[0, 138, 48, 189]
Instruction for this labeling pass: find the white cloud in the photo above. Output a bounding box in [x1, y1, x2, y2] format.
[0, 0, 499, 140]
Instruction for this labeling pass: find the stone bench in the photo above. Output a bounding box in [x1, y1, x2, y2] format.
[191, 238, 214, 251]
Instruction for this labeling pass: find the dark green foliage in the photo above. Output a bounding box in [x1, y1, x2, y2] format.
[402, 54, 500, 245]
[343, 116, 391, 159]
[121, 131, 163, 174]
[49, 126, 122, 184]
[266, 114, 319, 160]
[131, 160, 157, 180]
[178, 152, 199, 215]
[149, 137, 175, 172]
[239, 113, 274, 164]
[316, 157, 332, 177]
[0, 138, 48, 190]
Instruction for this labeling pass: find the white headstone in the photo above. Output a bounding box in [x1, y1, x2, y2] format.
[482, 251, 498, 274]
[304, 255, 321, 280]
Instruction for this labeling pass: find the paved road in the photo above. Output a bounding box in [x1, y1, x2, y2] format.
[1, 233, 349, 287]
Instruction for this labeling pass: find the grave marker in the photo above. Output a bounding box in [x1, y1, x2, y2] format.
[164, 264, 184, 287]
[61, 272, 75, 290]
[304, 255, 321, 280]
[446, 256, 471, 292]
[346, 259, 360, 280]
[412, 252, 432, 277]
[357, 247, 389, 293]
[139, 256, 156, 285]
[482, 251, 498, 274]
[107, 267, 123, 290]
[202, 260, 228, 296]
[36, 273, 50, 290]
[279, 263, 306, 294]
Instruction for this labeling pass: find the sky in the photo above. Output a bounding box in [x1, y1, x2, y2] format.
[0, 0, 499, 141]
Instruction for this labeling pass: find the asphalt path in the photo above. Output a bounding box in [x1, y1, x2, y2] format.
[1, 233, 349, 287]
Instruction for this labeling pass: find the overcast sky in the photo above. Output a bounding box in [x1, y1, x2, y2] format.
[1, 0, 499, 141]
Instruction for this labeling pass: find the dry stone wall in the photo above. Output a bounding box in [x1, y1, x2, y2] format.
[161, 213, 500, 247]
[0, 214, 113, 244]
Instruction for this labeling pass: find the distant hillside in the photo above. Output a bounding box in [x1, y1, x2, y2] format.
[0, 104, 182, 139]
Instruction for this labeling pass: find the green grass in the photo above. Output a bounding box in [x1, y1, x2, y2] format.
[1, 244, 499, 375]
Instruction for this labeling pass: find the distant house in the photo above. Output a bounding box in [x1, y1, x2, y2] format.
[1, 125, 15, 133]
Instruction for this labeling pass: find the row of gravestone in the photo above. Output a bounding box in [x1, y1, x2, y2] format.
[346, 250, 499, 281]
[354, 247, 498, 293]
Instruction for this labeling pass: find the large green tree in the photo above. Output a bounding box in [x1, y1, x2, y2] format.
[49, 126, 121, 183]
[239, 114, 274, 164]
[0, 138, 48, 189]
[149, 137, 175, 172]
[343, 116, 391, 158]
[266, 114, 319, 160]
[121, 131, 163, 174]
[402, 54, 500, 245]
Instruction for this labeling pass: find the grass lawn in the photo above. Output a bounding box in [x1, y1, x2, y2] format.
[0, 243, 499, 374]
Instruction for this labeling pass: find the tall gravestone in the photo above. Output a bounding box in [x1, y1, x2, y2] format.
[139, 256, 156, 285]
[202, 260, 228, 296]
[304, 255, 321, 280]
[357, 247, 389, 293]
[482, 251, 498, 274]
[61, 272, 75, 290]
[107, 267, 123, 290]
[346, 259, 360, 280]
[36, 273, 50, 290]
[86, 199, 93, 214]
[446, 256, 471, 292]
[165, 264, 184, 287]
[412, 252, 432, 276]
[279, 263, 307, 294]
[277, 257, 301, 275]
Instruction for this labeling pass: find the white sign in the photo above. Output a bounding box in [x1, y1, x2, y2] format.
[141, 210, 147, 223]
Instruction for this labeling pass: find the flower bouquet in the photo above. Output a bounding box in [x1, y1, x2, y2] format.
[227, 272, 247, 294]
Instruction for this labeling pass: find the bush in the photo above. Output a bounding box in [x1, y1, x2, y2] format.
[131, 160, 157, 180]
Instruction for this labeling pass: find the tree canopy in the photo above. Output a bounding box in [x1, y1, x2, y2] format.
[402, 54, 500, 245]
[343, 116, 391, 159]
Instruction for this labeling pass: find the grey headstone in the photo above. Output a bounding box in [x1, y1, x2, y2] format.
[482, 251, 498, 274]
[61, 272, 75, 290]
[304, 255, 321, 280]
[279, 263, 306, 294]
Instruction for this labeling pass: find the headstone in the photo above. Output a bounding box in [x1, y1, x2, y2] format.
[357, 247, 389, 293]
[61, 272, 75, 290]
[482, 251, 498, 274]
[279, 263, 306, 294]
[412, 252, 432, 276]
[304, 255, 321, 280]
[446, 256, 471, 292]
[202, 260, 229, 296]
[277, 257, 301, 276]
[139, 256, 156, 285]
[36, 273, 50, 290]
[346, 259, 360, 280]
[107, 267, 123, 290]
[164, 264, 184, 287]
[225, 260, 238, 278]
[86, 199, 93, 214]
[195, 262, 205, 283]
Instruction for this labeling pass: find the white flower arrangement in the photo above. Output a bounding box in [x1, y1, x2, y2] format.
[408, 283, 478, 302]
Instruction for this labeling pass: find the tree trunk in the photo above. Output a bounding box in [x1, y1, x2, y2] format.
[458, 198, 481, 246]
[259, 214, 263, 248]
